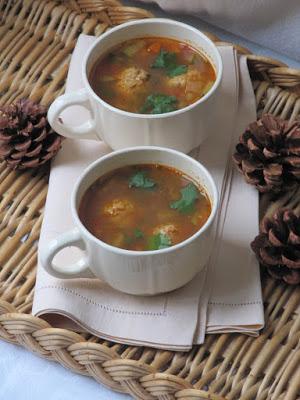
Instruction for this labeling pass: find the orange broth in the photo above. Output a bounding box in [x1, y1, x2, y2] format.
[79, 164, 211, 251]
[89, 37, 216, 114]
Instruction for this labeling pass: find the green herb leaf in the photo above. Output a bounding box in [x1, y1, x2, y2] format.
[122, 40, 146, 57]
[170, 183, 199, 214]
[124, 233, 133, 245]
[151, 49, 176, 68]
[108, 52, 125, 64]
[148, 233, 171, 250]
[167, 64, 188, 77]
[140, 94, 177, 114]
[134, 228, 144, 239]
[151, 49, 187, 77]
[129, 171, 156, 189]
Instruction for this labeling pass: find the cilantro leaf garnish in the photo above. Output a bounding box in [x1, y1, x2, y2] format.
[170, 183, 199, 214]
[134, 228, 144, 239]
[167, 64, 188, 77]
[140, 94, 177, 114]
[124, 233, 133, 245]
[152, 49, 176, 69]
[129, 171, 156, 189]
[148, 233, 171, 250]
[151, 49, 187, 77]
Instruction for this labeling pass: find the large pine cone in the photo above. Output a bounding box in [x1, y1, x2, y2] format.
[251, 209, 300, 284]
[233, 114, 300, 193]
[0, 98, 63, 169]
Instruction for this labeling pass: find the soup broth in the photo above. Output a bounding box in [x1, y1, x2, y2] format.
[89, 37, 216, 114]
[79, 164, 211, 251]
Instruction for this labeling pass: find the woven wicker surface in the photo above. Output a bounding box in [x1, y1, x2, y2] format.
[0, 1, 300, 399]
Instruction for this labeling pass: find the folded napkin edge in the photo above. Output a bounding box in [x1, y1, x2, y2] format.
[36, 309, 193, 351]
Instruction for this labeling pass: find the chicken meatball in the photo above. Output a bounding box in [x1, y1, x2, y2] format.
[103, 199, 135, 229]
[153, 223, 179, 242]
[167, 74, 187, 88]
[117, 67, 149, 94]
[166, 67, 206, 100]
[103, 199, 134, 217]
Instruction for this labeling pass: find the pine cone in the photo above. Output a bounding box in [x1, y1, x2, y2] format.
[0, 98, 63, 169]
[233, 114, 300, 193]
[251, 209, 300, 284]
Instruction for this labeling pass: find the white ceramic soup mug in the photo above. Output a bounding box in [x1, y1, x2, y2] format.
[40, 147, 218, 295]
[47, 18, 222, 154]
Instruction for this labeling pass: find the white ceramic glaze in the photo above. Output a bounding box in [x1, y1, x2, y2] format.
[47, 18, 223, 153]
[41, 147, 218, 295]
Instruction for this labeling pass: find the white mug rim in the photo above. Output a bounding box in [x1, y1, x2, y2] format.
[82, 18, 223, 119]
[71, 146, 218, 257]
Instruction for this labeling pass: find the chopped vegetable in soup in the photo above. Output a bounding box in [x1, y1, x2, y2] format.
[79, 164, 211, 251]
[89, 37, 216, 114]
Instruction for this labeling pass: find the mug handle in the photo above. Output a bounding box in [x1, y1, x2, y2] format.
[47, 88, 99, 140]
[40, 228, 95, 279]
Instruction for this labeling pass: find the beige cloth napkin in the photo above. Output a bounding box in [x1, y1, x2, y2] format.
[206, 56, 264, 334]
[32, 34, 264, 350]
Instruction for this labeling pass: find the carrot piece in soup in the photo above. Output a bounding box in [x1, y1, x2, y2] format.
[147, 42, 161, 54]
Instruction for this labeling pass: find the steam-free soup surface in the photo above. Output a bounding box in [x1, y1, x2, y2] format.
[89, 37, 216, 114]
[79, 164, 211, 251]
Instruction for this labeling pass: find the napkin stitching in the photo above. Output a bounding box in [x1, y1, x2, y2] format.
[208, 301, 263, 306]
[35, 285, 168, 316]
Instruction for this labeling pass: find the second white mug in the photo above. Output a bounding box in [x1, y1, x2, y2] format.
[40, 147, 218, 295]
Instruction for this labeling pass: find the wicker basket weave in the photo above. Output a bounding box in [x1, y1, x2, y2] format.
[0, 1, 300, 399]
